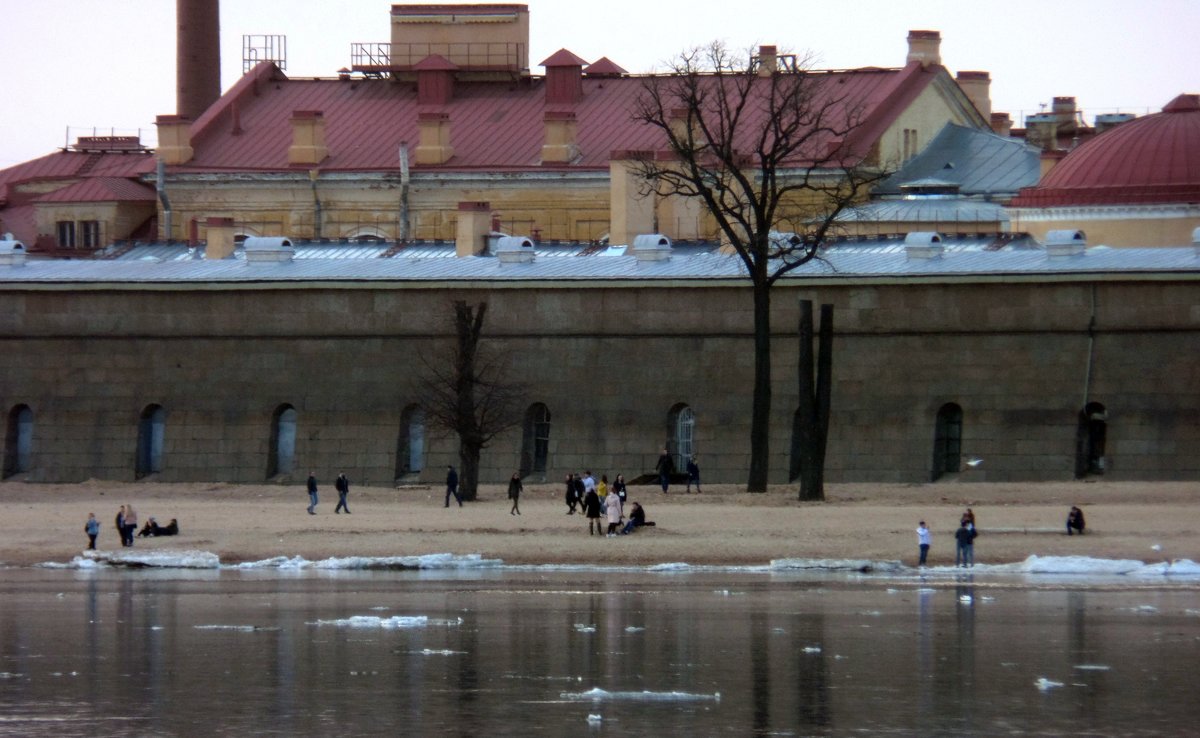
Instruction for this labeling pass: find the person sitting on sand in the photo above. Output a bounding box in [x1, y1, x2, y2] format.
[621, 501, 655, 534]
[137, 518, 159, 537]
[1066, 506, 1086, 536]
[159, 519, 179, 536]
[137, 517, 180, 537]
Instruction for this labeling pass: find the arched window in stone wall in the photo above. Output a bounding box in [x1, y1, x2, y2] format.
[932, 403, 963, 481]
[3, 404, 33, 479]
[268, 405, 297, 479]
[668, 403, 695, 470]
[396, 404, 426, 480]
[520, 403, 551, 480]
[136, 404, 166, 479]
[1075, 401, 1108, 478]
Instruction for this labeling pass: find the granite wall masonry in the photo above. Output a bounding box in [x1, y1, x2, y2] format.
[2, 277, 1199, 485]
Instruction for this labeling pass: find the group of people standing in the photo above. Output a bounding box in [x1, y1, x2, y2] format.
[562, 471, 650, 536]
[306, 471, 352, 514]
[654, 451, 702, 494]
[915, 509, 978, 568]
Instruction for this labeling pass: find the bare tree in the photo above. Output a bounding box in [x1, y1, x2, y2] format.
[632, 42, 890, 492]
[420, 301, 526, 500]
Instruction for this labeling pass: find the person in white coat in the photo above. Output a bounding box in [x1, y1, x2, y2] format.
[605, 492, 623, 537]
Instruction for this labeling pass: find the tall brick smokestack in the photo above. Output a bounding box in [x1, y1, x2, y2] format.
[176, 0, 221, 121]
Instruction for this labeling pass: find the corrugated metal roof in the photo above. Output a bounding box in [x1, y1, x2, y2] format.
[875, 123, 1040, 197]
[9, 242, 1198, 285]
[837, 197, 1010, 225]
[36, 177, 156, 203]
[177, 61, 938, 174]
[1012, 96, 1200, 207]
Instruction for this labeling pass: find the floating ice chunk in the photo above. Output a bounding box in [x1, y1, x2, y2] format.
[587, 714, 602, 723]
[624, 626, 645, 633]
[65, 549, 221, 569]
[802, 646, 822, 654]
[1074, 664, 1111, 671]
[315, 615, 430, 629]
[770, 558, 905, 573]
[959, 595, 973, 604]
[562, 688, 720, 703]
[233, 553, 502, 570]
[1035, 678, 1064, 691]
[574, 624, 597, 633]
[1151, 544, 1163, 552]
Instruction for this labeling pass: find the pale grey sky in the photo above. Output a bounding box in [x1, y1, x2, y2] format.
[2, 0, 1196, 167]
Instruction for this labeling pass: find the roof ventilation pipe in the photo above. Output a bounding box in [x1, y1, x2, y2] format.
[244, 236, 295, 264]
[903, 231, 944, 259]
[495, 236, 535, 264]
[632, 234, 672, 261]
[1044, 229, 1086, 258]
[0, 236, 27, 267]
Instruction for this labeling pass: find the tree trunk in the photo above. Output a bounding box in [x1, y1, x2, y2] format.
[747, 281, 772, 492]
[459, 443, 481, 501]
[797, 301, 833, 501]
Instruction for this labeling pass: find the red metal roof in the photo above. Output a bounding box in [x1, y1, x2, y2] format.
[36, 177, 156, 204]
[585, 57, 628, 77]
[177, 62, 937, 175]
[1012, 94, 1200, 207]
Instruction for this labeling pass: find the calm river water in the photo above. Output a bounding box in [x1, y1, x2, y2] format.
[1, 566, 1198, 736]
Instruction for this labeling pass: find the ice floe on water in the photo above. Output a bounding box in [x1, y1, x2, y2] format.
[562, 688, 721, 703]
[313, 615, 458, 629]
[233, 553, 503, 570]
[42, 550, 222, 569]
[1035, 677, 1065, 691]
[34, 551, 1200, 581]
[193, 624, 278, 632]
[771, 558, 906, 573]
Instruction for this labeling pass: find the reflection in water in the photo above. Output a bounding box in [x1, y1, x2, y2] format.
[0, 570, 1198, 736]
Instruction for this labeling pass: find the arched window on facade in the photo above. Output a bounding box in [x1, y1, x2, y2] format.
[396, 404, 426, 480]
[268, 405, 297, 478]
[136, 404, 166, 479]
[3, 404, 33, 479]
[932, 403, 963, 481]
[520, 403, 551, 480]
[1075, 401, 1108, 478]
[668, 403, 695, 470]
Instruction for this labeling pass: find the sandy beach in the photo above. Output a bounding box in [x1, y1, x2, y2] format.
[2, 479, 1197, 569]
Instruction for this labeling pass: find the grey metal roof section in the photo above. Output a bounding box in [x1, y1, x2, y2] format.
[836, 197, 1011, 226]
[874, 123, 1041, 197]
[8, 241, 1200, 284]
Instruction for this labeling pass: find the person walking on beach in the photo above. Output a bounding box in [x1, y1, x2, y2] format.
[564, 474, 577, 514]
[917, 520, 931, 566]
[507, 472, 522, 515]
[605, 489, 624, 536]
[612, 474, 628, 504]
[334, 472, 351, 514]
[114, 506, 126, 547]
[686, 456, 701, 493]
[84, 513, 100, 550]
[573, 473, 586, 512]
[306, 472, 319, 515]
[656, 449, 674, 493]
[123, 504, 138, 547]
[445, 465, 463, 507]
[954, 520, 975, 568]
[583, 483, 603, 535]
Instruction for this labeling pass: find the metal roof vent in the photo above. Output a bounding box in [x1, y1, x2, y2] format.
[903, 231, 944, 259]
[633, 234, 672, 261]
[1044, 229, 1086, 258]
[495, 235, 535, 264]
[0, 237, 26, 267]
[243, 236, 295, 264]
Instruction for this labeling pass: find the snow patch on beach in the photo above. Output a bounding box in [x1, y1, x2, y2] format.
[562, 687, 721, 703]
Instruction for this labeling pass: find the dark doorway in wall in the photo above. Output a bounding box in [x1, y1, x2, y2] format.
[520, 403, 551, 481]
[268, 405, 297, 479]
[136, 404, 166, 479]
[932, 403, 963, 481]
[396, 404, 426, 481]
[3, 405, 33, 478]
[1075, 402, 1108, 478]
